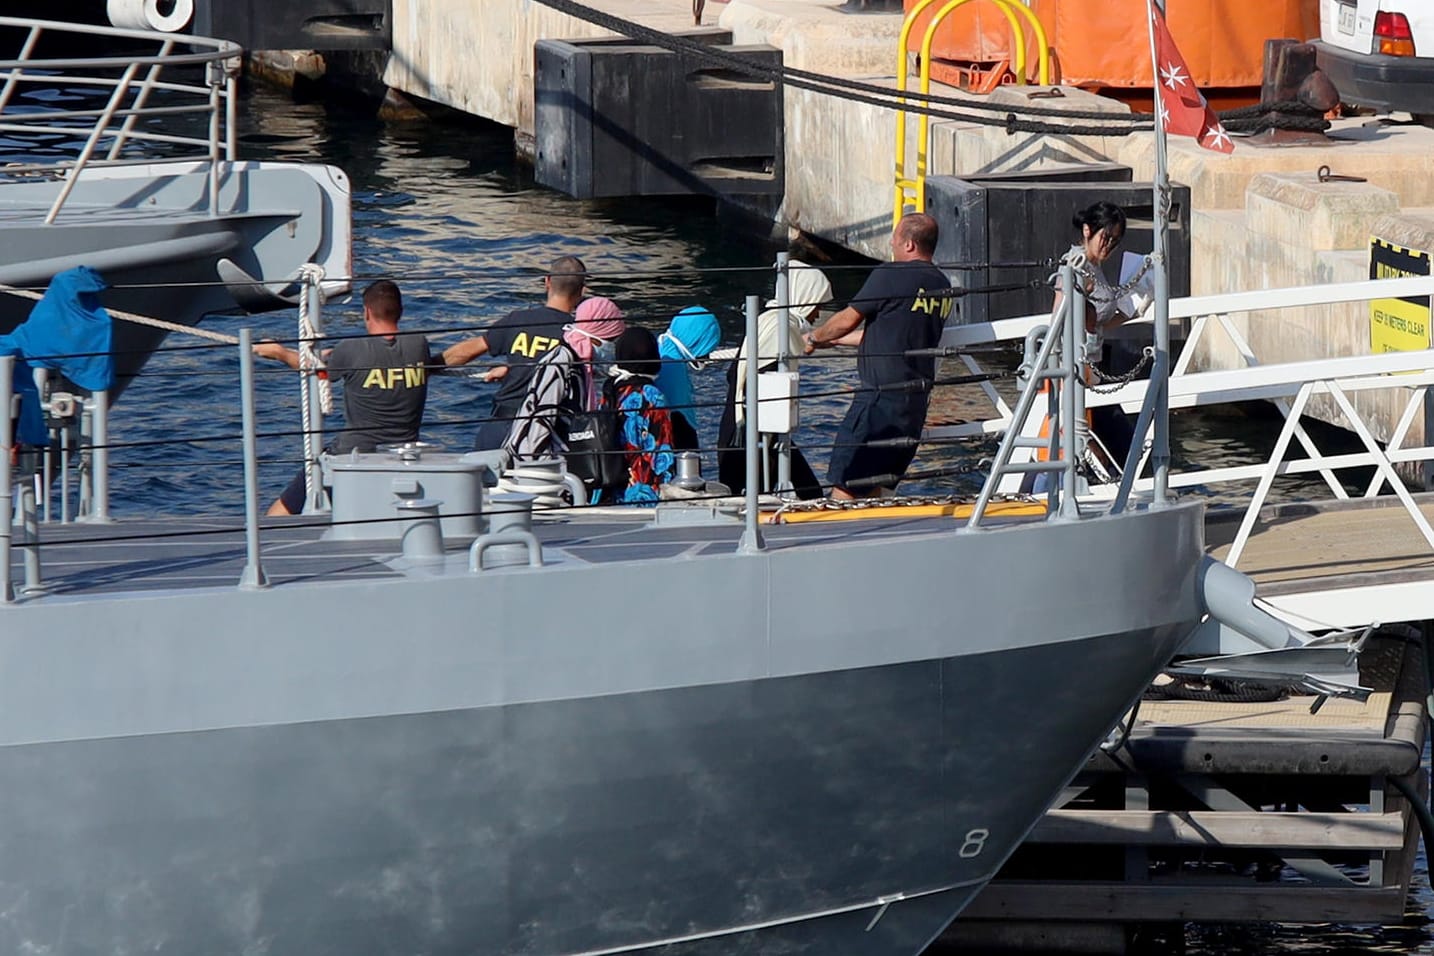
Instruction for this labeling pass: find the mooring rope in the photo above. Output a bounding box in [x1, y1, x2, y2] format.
[0, 282, 241, 345]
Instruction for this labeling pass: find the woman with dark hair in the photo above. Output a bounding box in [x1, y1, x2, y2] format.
[600, 327, 676, 504]
[1061, 200, 1129, 333]
[1053, 200, 1135, 473]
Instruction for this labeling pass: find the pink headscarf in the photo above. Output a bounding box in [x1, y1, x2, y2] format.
[567, 296, 626, 409]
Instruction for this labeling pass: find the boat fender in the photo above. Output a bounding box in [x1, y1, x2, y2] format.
[107, 0, 194, 32]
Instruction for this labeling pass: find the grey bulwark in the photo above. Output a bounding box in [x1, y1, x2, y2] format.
[0, 500, 1204, 955]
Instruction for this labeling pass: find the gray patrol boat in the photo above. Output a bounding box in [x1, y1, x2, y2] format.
[0, 16, 351, 397]
[0, 16, 1306, 956]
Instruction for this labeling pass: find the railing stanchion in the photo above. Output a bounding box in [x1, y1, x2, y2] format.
[738, 295, 766, 554]
[19, 481, 41, 593]
[59, 422, 70, 524]
[91, 389, 110, 523]
[207, 61, 221, 217]
[1057, 281, 1083, 519]
[775, 252, 793, 495]
[238, 329, 268, 590]
[0, 355, 15, 603]
[225, 70, 237, 160]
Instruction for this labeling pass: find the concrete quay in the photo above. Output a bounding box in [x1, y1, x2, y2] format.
[365, 0, 1434, 452]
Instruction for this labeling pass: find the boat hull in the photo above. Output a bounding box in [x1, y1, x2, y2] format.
[0, 501, 1207, 954]
[0, 627, 1185, 956]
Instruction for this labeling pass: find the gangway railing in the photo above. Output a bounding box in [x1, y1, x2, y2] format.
[966, 256, 1117, 526]
[0, 16, 240, 222]
[893, 0, 1051, 223]
[936, 272, 1434, 567]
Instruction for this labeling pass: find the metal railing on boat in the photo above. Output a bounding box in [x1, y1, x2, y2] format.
[0, 16, 240, 222]
[0, 253, 1110, 600]
[937, 270, 1434, 626]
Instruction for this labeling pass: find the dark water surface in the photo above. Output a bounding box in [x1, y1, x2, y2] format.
[11, 80, 1434, 953]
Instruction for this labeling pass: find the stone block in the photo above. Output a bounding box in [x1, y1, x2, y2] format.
[1370, 211, 1434, 257]
[1246, 172, 1399, 251]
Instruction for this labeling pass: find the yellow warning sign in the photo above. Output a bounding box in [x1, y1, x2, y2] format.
[1370, 238, 1432, 353]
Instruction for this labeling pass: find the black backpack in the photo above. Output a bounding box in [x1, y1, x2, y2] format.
[562, 406, 625, 497]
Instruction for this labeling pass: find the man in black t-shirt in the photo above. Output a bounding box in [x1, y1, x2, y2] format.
[255, 279, 442, 515]
[442, 255, 587, 450]
[805, 214, 953, 498]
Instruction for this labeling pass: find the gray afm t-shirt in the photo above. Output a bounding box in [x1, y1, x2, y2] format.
[326, 332, 436, 453]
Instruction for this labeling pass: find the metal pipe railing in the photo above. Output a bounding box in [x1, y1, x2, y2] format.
[43, 60, 140, 224]
[738, 295, 766, 554]
[774, 251, 792, 494]
[0, 25, 41, 116]
[238, 329, 268, 590]
[91, 389, 110, 522]
[2, 17, 236, 222]
[106, 38, 174, 161]
[966, 259, 1081, 530]
[1057, 273, 1082, 518]
[206, 61, 222, 217]
[0, 355, 14, 603]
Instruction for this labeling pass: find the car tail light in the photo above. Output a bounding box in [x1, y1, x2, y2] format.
[1374, 11, 1417, 56]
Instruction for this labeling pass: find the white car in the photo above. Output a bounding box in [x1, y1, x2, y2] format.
[1313, 0, 1434, 121]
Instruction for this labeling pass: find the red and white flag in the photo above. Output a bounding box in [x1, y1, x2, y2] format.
[1149, 3, 1234, 153]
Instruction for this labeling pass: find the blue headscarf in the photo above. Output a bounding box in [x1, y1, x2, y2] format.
[656, 306, 720, 415]
[0, 266, 114, 444]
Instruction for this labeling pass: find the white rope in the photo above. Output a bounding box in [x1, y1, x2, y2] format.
[297, 264, 332, 415]
[496, 464, 571, 510]
[295, 263, 329, 513]
[0, 282, 240, 344]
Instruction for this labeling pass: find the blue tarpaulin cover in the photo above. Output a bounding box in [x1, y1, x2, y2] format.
[0, 267, 113, 445]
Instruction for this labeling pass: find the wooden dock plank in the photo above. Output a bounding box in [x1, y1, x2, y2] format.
[1028, 809, 1406, 849]
[1137, 692, 1391, 731]
[963, 882, 1408, 923]
[1207, 495, 1434, 591]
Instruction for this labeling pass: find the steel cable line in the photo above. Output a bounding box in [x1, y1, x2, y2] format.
[0, 255, 1062, 297]
[35, 467, 1019, 549]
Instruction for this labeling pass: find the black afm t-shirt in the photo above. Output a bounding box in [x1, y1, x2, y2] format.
[851, 260, 954, 391]
[483, 305, 571, 411]
[326, 332, 438, 454]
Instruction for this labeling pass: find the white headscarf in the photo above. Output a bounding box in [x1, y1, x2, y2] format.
[734, 260, 833, 424]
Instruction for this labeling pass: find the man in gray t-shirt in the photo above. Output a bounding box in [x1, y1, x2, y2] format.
[255, 279, 441, 515]
[324, 330, 434, 454]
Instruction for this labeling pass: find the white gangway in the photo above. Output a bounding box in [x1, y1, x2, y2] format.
[934, 272, 1434, 632]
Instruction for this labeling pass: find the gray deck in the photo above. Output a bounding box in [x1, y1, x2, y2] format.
[16, 506, 983, 599]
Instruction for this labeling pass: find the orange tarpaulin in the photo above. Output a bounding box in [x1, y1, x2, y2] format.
[903, 0, 1319, 88]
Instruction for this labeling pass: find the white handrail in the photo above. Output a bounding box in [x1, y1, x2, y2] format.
[0, 15, 241, 222]
[938, 271, 1434, 567]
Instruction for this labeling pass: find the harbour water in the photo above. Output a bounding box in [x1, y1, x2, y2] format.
[7, 78, 1434, 953]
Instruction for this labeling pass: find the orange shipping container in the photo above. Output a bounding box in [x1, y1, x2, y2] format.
[902, 0, 1320, 89]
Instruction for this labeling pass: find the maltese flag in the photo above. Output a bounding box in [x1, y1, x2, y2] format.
[1149, 4, 1234, 153]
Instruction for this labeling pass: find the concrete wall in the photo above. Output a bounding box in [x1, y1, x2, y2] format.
[384, 0, 695, 133]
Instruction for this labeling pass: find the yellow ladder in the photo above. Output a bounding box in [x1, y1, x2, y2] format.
[893, 0, 1051, 225]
